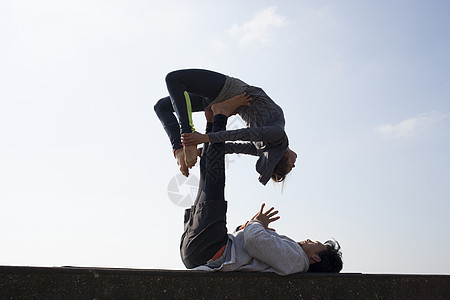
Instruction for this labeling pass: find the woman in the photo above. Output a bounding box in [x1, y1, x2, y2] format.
[154, 69, 297, 185]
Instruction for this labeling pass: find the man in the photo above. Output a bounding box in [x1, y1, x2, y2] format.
[180, 95, 342, 275]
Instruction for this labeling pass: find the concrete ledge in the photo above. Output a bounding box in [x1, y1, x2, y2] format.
[1, 266, 449, 299]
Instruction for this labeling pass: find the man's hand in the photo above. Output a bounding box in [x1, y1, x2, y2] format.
[182, 132, 209, 146]
[253, 203, 280, 231]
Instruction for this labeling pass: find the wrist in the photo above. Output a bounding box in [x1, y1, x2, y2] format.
[249, 219, 263, 226]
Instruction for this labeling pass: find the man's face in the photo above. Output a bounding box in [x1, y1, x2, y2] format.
[299, 239, 327, 255]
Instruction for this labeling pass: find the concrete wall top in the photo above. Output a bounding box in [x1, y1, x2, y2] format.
[1, 266, 449, 299]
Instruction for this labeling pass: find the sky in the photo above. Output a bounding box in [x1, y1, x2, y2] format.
[0, 0, 449, 274]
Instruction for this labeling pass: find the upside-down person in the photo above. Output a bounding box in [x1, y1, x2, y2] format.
[154, 69, 297, 185]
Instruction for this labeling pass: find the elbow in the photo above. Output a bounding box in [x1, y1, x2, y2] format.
[271, 126, 286, 139]
[243, 239, 256, 254]
[243, 232, 260, 254]
[243, 234, 255, 252]
[265, 126, 286, 142]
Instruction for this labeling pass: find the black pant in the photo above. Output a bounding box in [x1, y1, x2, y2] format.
[154, 69, 226, 151]
[180, 114, 229, 269]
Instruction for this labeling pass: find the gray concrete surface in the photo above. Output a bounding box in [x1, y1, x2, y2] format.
[0, 266, 448, 299]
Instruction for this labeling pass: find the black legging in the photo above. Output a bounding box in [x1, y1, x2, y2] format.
[154, 69, 226, 151]
[180, 114, 229, 269]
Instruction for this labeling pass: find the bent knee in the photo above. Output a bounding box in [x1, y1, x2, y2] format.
[165, 70, 181, 85]
[153, 99, 163, 114]
[154, 96, 171, 115]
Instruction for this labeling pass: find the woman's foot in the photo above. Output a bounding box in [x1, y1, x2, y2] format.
[183, 144, 198, 168]
[211, 93, 252, 117]
[174, 148, 189, 177]
[204, 109, 214, 122]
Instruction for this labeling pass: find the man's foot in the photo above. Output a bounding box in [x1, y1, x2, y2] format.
[211, 93, 252, 117]
[174, 148, 189, 177]
[184, 144, 198, 168]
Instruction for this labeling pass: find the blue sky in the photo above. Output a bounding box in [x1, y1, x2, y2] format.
[0, 0, 449, 274]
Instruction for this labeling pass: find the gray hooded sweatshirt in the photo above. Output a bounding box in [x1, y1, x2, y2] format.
[207, 76, 289, 185]
[193, 220, 309, 275]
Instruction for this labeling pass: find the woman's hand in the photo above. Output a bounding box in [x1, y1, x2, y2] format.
[182, 132, 209, 146]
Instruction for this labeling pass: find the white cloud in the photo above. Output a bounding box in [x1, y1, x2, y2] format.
[376, 111, 448, 139]
[228, 6, 286, 45]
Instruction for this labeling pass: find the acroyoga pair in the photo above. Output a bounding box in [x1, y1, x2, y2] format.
[154, 69, 342, 274]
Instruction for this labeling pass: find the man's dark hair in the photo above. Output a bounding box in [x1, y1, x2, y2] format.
[307, 240, 343, 273]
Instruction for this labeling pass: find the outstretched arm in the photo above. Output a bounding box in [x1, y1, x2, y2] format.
[182, 125, 286, 145]
[225, 142, 258, 156]
[209, 125, 286, 143]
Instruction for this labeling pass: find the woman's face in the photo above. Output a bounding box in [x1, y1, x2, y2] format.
[285, 148, 297, 174]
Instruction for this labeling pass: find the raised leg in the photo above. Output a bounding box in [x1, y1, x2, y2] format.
[154, 94, 210, 176]
[180, 114, 229, 269]
[165, 70, 226, 168]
